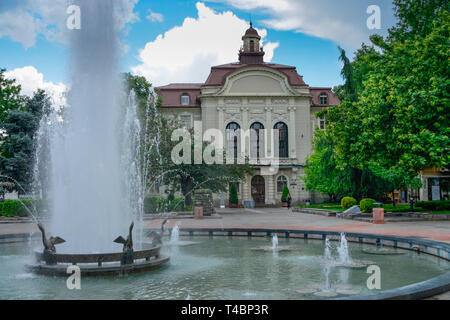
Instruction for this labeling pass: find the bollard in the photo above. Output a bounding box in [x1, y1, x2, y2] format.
[194, 206, 203, 219]
[373, 208, 385, 224]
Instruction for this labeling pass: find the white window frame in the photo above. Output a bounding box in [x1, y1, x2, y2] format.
[181, 94, 190, 106]
[319, 93, 328, 105]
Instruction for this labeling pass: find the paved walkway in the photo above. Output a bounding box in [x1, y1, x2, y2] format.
[1, 208, 449, 244]
[146, 208, 450, 244]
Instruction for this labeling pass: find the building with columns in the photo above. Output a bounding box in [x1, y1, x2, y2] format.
[157, 23, 340, 206]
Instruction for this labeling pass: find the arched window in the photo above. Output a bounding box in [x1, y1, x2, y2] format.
[250, 122, 264, 159]
[274, 122, 288, 158]
[226, 122, 240, 160]
[250, 40, 255, 52]
[277, 176, 288, 193]
[181, 93, 190, 106]
[319, 93, 328, 105]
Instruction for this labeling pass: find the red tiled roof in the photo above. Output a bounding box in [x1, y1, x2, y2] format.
[156, 84, 201, 108]
[203, 63, 307, 87]
[157, 66, 340, 108]
[310, 88, 340, 106]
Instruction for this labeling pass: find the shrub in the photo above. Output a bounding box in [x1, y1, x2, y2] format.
[415, 201, 450, 211]
[144, 196, 186, 214]
[341, 197, 357, 209]
[0, 200, 29, 217]
[281, 185, 290, 202]
[360, 198, 376, 213]
[229, 184, 238, 204]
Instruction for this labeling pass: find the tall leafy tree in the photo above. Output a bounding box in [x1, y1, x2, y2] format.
[0, 89, 51, 192]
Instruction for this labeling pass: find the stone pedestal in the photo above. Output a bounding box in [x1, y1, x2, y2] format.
[194, 206, 203, 219]
[194, 189, 216, 216]
[373, 208, 385, 224]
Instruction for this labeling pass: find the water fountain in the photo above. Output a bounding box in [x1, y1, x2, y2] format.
[334, 233, 372, 269]
[26, 0, 169, 276]
[251, 234, 300, 253]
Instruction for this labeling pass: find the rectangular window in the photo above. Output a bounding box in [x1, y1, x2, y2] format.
[180, 115, 192, 129]
[181, 95, 190, 106]
[319, 119, 326, 130]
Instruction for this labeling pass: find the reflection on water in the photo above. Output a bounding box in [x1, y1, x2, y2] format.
[0, 237, 448, 300]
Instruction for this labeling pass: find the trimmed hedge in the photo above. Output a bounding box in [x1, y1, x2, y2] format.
[0, 199, 49, 217]
[341, 197, 357, 209]
[416, 201, 450, 211]
[360, 198, 376, 213]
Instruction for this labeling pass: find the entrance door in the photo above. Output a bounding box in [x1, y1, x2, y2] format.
[251, 175, 265, 205]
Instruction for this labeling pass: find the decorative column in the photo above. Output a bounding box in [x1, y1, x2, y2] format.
[266, 174, 276, 205]
[265, 106, 273, 158]
[243, 177, 250, 201]
[241, 106, 249, 157]
[288, 106, 297, 159]
[217, 106, 225, 147]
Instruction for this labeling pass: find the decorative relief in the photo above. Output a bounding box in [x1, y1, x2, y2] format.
[273, 108, 287, 115]
[272, 98, 288, 104]
[250, 109, 264, 114]
[225, 98, 241, 104]
[248, 98, 265, 104]
[225, 108, 240, 114]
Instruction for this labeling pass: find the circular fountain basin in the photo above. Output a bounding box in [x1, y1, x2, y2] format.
[1, 231, 449, 300]
[27, 246, 169, 276]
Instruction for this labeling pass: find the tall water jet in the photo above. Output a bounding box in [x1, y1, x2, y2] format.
[47, 0, 131, 253]
[337, 233, 352, 265]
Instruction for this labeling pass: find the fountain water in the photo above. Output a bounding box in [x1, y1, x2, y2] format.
[170, 224, 180, 244]
[32, 1, 155, 256]
[272, 234, 279, 251]
[337, 233, 352, 265]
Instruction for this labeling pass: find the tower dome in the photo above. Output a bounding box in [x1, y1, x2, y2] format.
[239, 22, 265, 64]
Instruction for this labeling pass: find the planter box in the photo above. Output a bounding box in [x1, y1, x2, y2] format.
[229, 203, 239, 208]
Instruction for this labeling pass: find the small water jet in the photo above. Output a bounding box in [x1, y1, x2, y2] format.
[333, 233, 372, 269]
[251, 234, 300, 253]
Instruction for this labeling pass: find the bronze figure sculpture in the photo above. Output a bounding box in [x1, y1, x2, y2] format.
[146, 218, 168, 246]
[37, 223, 65, 253]
[114, 222, 135, 265]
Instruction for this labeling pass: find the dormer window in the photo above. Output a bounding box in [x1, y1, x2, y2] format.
[181, 94, 190, 106]
[320, 93, 328, 105]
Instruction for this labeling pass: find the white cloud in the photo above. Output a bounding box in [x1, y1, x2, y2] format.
[0, 0, 139, 48]
[209, 0, 396, 50]
[147, 10, 164, 23]
[5, 66, 68, 108]
[132, 2, 279, 86]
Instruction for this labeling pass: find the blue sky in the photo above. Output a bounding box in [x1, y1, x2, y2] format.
[0, 0, 397, 102]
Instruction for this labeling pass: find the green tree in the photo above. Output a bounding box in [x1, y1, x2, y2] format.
[281, 185, 290, 202]
[162, 130, 252, 206]
[0, 69, 25, 124]
[0, 89, 51, 192]
[229, 183, 238, 205]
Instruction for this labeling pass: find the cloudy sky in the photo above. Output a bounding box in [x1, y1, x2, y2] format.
[0, 0, 397, 104]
